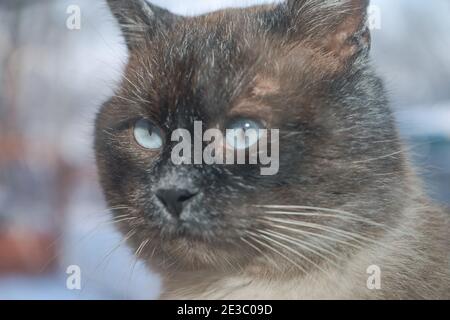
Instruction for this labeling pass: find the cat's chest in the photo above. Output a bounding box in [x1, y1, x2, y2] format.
[161, 244, 393, 300]
[162, 268, 373, 300]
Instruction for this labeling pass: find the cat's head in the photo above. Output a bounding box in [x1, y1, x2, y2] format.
[95, 0, 407, 275]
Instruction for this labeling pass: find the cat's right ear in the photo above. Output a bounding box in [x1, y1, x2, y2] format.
[106, 0, 181, 50]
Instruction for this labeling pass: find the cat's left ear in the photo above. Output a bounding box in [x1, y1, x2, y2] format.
[107, 0, 181, 50]
[284, 0, 371, 69]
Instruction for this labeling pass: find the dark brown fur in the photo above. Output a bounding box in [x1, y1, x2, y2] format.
[95, 0, 449, 299]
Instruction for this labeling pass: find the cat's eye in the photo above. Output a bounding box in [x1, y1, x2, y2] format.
[133, 119, 163, 150]
[225, 118, 263, 150]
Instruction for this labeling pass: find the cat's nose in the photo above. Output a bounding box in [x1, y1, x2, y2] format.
[156, 188, 199, 218]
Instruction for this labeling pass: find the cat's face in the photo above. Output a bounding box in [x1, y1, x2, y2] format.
[96, 0, 406, 274]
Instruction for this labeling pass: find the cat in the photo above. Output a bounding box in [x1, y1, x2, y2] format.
[95, 0, 450, 299]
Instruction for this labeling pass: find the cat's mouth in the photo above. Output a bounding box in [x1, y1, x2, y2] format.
[142, 206, 246, 247]
[158, 218, 229, 243]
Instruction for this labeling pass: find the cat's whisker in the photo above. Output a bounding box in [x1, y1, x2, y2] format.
[352, 148, 409, 164]
[110, 213, 134, 219]
[221, 252, 237, 273]
[255, 205, 368, 220]
[258, 229, 341, 270]
[264, 216, 369, 243]
[262, 210, 388, 229]
[93, 229, 137, 273]
[259, 220, 363, 250]
[255, 230, 349, 288]
[262, 216, 389, 250]
[125, 237, 150, 299]
[109, 206, 132, 211]
[135, 238, 150, 258]
[353, 140, 435, 165]
[251, 230, 335, 279]
[104, 216, 138, 226]
[239, 236, 282, 271]
[256, 205, 390, 229]
[246, 232, 308, 274]
[45, 206, 133, 255]
[260, 228, 342, 262]
[263, 216, 368, 245]
[41, 206, 137, 273]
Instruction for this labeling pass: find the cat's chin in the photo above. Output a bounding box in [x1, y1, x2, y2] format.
[146, 234, 252, 272]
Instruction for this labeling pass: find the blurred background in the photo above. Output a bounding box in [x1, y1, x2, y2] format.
[0, 0, 449, 299]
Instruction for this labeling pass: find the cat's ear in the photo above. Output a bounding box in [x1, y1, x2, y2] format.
[284, 0, 371, 68]
[107, 0, 181, 50]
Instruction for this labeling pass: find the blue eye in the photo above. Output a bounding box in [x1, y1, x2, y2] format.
[226, 118, 263, 150]
[133, 119, 163, 149]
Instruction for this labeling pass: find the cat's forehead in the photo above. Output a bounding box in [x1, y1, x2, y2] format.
[149, 8, 276, 69]
[121, 8, 332, 126]
[128, 26, 278, 119]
